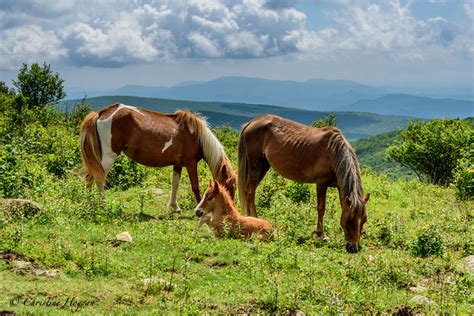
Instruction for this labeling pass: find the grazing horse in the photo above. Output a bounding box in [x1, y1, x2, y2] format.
[195, 174, 272, 240]
[238, 115, 369, 252]
[80, 103, 236, 210]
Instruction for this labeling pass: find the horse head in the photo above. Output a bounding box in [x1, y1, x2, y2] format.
[340, 193, 370, 253]
[195, 180, 221, 218]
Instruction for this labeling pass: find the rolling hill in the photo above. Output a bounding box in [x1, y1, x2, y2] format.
[61, 95, 413, 140]
[337, 94, 473, 119]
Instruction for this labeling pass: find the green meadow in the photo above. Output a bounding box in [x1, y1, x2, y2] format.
[1, 116, 472, 314]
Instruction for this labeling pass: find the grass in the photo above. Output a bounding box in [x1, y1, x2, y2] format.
[1, 162, 473, 314]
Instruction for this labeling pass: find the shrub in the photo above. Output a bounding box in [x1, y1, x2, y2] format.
[387, 119, 473, 186]
[106, 154, 148, 190]
[453, 149, 473, 200]
[411, 226, 444, 257]
[285, 182, 311, 203]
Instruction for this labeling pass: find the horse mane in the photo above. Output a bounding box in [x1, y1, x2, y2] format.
[328, 129, 364, 213]
[173, 110, 227, 179]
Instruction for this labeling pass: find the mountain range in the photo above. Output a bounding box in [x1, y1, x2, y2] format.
[61, 95, 413, 140]
[66, 77, 473, 119]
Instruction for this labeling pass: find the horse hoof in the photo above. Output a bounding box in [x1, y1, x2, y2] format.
[168, 204, 181, 212]
[311, 231, 329, 241]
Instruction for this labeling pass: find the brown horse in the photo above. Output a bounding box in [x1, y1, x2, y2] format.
[195, 175, 272, 240]
[80, 103, 236, 210]
[238, 114, 369, 252]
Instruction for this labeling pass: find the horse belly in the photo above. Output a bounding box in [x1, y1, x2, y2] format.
[265, 145, 330, 183]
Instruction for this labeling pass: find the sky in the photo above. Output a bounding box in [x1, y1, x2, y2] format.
[0, 0, 473, 93]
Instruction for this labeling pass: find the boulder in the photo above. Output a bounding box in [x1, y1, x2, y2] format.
[462, 255, 474, 275]
[115, 231, 133, 243]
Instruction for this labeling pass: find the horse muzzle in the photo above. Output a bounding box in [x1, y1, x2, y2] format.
[346, 242, 360, 253]
[195, 208, 203, 217]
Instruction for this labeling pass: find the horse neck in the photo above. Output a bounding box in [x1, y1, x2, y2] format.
[331, 133, 364, 208]
[177, 111, 226, 178]
[217, 189, 240, 218]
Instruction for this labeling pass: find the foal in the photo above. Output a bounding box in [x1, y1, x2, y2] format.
[195, 179, 272, 240]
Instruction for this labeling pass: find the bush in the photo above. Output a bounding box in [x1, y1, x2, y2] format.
[106, 154, 148, 190]
[387, 119, 473, 186]
[411, 226, 444, 257]
[285, 182, 311, 203]
[453, 149, 473, 200]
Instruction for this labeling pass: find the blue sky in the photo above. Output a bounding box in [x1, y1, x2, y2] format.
[0, 0, 472, 93]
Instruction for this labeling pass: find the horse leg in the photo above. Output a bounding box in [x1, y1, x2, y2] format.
[246, 160, 270, 218]
[186, 162, 201, 203]
[314, 184, 329, 241]
[168, 166, 182, 212]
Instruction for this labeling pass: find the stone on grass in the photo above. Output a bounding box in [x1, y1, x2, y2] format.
[409, 295, 435, 306]
[462, 255, 474, 275]
[409, 285, 427, 293]
[116, 231, 133, 243]
[151, 188, 164, 196]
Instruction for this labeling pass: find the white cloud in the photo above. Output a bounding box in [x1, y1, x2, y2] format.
[0, 0, 471, 70]
[0, 25, 66, 70]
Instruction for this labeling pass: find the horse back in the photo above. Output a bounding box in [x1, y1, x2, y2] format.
[241, 114, 338, 184]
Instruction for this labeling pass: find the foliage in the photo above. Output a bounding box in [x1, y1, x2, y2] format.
[453, 148, 474, 200]
[285, 182, 311, 203]
[312, 113, 337, 128]
[352, 131, 414, 179]
[387, 119, 474, 186]
[411, 226, 444, 258]
[12, 62, 65, 109]
[106, 154, 148, 190]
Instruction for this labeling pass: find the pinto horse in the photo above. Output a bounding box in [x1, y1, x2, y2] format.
[80, 103, 236, 210]
[238, 115, 369, 252]
[195, 174, 272, 240]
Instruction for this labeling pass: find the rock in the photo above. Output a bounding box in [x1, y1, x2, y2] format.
[462, 255, 474, 275]
[409, 285, 427, 293]
[33, 269, 60, 278]
[293, 310, 305, 316]
[0, 199, 42, 220]
[409, 295, 436, 306]
[115, 231, 132, 243]
[11, 260, 32, 269]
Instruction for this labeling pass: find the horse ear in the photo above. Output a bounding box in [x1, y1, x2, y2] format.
[344, 196, 352, 206]
[364, 193, 370, 204]
[221, 164, 228, 179]
[213, 180, 219, 192]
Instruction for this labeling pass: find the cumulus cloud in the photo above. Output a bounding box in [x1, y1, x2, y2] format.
[0, 0, 471, 69]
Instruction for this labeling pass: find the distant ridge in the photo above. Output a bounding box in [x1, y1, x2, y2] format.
[61, 95, 413, 140]
[338, 94, 473, 119]
[65, 76, 473, 118]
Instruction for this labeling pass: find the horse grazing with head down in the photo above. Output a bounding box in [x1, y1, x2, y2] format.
[195, 173, 272, 240]
[80, 103, 236, 210]
[238, 114, 369, 253]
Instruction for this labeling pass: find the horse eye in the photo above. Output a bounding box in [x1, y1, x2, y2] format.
[207, 196, 213, 201]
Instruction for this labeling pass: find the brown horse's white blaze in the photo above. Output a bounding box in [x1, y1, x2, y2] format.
[80, 103, 236, 210]
[238, 114, 369, 253]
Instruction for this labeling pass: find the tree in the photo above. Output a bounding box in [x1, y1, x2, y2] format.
[312, 113, 337, 128]
[0, 81, 14, 96]
[387, 119, 473, 186]
[12, 62, 65, 109]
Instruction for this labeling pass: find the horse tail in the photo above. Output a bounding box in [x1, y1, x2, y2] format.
[80, 111, 105, 186]
[238, 121, 251, 213]
[174, 110, 225, 177]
